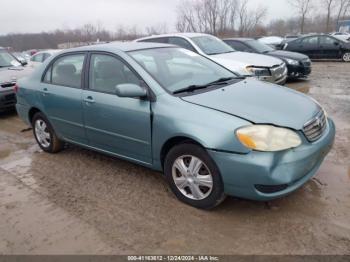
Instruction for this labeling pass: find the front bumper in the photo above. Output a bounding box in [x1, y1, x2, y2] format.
[0, 89, 16, 110]
[287, 64, 312, 79]
[208, 119, 335, 201]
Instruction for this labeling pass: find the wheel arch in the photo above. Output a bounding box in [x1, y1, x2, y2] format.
[28, 107, 42, 125]
[160, 136, 206, 170]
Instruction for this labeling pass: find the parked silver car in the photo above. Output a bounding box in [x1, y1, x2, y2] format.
[29, 50, 62, 68]
[136, 33, 287, 84]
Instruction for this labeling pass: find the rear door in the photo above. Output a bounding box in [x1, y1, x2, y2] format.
[40, 53, 87, 144]
[82, 52, 152, 165]
[319, 36, 342, 59]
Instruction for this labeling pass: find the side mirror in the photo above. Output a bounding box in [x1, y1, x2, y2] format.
[20, 61, 28, 66]
[115, 84, 147, 98]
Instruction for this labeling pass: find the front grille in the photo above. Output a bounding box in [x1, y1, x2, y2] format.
[303, 109, 327, 142]
[1, 82, 16, 88]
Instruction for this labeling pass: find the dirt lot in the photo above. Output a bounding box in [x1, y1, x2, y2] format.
[0, 62, 349, 255]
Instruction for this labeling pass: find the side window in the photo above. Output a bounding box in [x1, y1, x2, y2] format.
[51, 54, 85, 88]
[31, 53, 44, 62]
[168, 37, 196, 52]
[320, 36, 338, 45]
[301, 37, 318, 46]
[89, 54, 141, 94]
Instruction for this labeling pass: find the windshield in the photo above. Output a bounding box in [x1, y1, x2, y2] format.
[190, 36, 234, 55]
[246, 40, 274, 53]
[0, 50, 21, 67]
[129, 47, 238, 94]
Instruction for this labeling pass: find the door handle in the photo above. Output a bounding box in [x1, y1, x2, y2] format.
[84, 96, 95, 104]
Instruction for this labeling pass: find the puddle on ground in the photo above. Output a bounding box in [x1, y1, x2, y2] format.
[0, 149, 11, 159]
[295, 85, 310, 94]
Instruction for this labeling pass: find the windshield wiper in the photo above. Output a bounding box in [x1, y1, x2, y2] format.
[173, 84, 210, 94]
[208, 77, 238, 85]
[173, 77, 239, 95]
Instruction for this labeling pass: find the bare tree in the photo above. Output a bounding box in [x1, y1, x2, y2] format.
[145, 22, 168, 35]
[336, 0, 350, 26]
[322, 0, 336, 32]
[176, 0, 197, 32]
[81, 23, 97, 42]
[175, 0, 265, 36]
[288, 0, 313, 34]
[237, 0, 267, 36]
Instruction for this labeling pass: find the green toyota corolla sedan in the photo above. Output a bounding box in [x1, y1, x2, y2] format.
[15, 42, 335, 209]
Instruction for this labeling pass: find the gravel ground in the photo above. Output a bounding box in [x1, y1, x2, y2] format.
[0, 62, 349, 255]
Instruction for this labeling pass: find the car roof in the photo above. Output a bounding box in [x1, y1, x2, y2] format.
[137, 32, 210, 41]
[299, 34, 336, 39]
[64, 41, 174, 53]
[34, 49, 63, 55]
[223, 38, 254, 42]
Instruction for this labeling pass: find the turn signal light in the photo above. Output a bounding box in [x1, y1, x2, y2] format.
[237, 133, 257, 149]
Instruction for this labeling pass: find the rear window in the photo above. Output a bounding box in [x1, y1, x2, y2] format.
[43, 54, 85, 88]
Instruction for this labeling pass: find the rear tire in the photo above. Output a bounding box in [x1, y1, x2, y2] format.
[164, 143, 226, 209]
[32, 112, 64, 153]
[342, 52, 350, 62]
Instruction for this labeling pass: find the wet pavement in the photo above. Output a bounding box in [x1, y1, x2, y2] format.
[0, 62, 349, 255]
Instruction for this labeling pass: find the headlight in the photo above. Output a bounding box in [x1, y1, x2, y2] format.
[236, 125, 302, 152]
[285, 58, 299, 66]
[246, 66, 271, 76]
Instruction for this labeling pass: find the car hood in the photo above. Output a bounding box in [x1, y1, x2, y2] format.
[209, 51, 283, 75]
[0, 66, 33, 84]
[181, 79, 320, 130]
[267, 50, 309, 61]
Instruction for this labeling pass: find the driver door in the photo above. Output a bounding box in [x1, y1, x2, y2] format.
[82, 53, 153, 165]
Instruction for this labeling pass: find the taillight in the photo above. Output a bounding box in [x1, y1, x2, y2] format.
[14, 84, 19, 93]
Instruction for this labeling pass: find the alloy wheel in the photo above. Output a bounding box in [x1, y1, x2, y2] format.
[34, 119, 51, 148]
[343, 53, 350, 62]
[172, 155, 213, 200]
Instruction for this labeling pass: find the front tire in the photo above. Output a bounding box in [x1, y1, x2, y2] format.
[342, 52, 350, 62]
[164, 143, 226, 209]
[32, 112, 64, 153]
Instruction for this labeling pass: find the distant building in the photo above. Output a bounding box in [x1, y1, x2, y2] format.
[337, 20, 350, 33]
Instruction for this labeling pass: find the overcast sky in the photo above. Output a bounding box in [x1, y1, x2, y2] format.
[0, 0, 312, 34]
